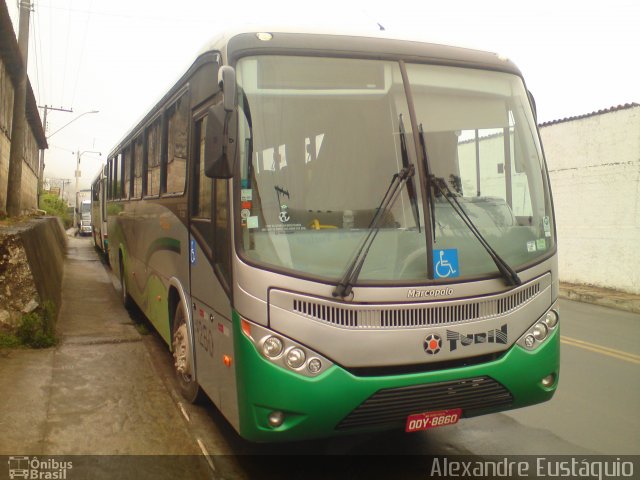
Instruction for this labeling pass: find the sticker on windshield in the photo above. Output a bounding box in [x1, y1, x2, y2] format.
[434, 249, 459, 279]
[543, 216, 551, 237]
[536, 238, 547, 251]
[241, 189, 253, 202]
[527, 241, 536, 253]
[247, 216, 259, 229]
[279, 204, 290, 223]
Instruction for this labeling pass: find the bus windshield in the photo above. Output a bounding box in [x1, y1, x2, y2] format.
[236, 55, 554, 283]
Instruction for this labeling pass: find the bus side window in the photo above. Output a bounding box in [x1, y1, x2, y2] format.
[193, 116, 212, 219]
[133, 136, 144, 199]
[147, 119, 162, 196]
[123, 147, 131, 199]
[107, 159, 112, 200]
[214, 177, 231, 288]
[166, 94, 189, 195]
[113, 154, 121, 199]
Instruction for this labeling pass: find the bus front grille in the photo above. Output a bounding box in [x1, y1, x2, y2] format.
[289, 275, 544, 329]
[336, 376, 512, 430]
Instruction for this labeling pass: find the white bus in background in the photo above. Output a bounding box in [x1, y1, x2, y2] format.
[76, 196, 92, 236]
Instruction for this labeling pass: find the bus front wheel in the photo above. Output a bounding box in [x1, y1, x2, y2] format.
[172, 302, 202, 403]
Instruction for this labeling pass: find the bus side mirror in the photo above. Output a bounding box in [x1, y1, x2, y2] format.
[219, 66, 236, 112]
[204, 104, 237, 178]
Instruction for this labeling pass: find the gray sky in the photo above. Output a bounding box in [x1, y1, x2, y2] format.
[8, 0, 639, 192]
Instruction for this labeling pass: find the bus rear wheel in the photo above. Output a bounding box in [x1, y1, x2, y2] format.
[172, 302, 202, 403]
[119, 258, 133, 310]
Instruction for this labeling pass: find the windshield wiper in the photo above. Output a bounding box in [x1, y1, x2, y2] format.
[417, 127, 521, 287]
[399, 115, 421, 233]
[333, 165, 415, 298]
[432, 177, 521, 286]
[418, 124, 436, 242]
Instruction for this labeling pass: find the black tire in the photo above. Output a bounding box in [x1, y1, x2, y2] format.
[172, 301, 203, 403]
[119, 257, 134, 310]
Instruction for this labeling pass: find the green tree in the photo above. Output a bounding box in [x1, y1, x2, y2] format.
[39, 193, 72, 228]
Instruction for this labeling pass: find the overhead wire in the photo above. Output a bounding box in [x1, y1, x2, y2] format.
[36, 1, 48, 105]
[29, 11, 41, 103]
[48, 0, 53, 105]
[60, 0, 73, 106]
[70, 0, 93, 108]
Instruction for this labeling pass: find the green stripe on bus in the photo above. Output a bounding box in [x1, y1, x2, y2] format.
[232, 310, 560, 442]
[145, 237, 181, 264]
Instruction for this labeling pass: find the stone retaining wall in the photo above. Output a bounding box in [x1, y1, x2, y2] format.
[0, 216, 65, 330]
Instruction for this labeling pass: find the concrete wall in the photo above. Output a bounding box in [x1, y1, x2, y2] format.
[540, 105, 640, 294]
[0, 58, 13, 213]
[0, 216, 66, 329]
[0, 7, 43, 215]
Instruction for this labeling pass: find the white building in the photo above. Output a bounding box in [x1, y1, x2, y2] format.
[540, 103, 640, 294]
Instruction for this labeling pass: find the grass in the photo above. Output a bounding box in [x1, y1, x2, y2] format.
[0, 301, 57, 349]
[0, 332, 20, 348]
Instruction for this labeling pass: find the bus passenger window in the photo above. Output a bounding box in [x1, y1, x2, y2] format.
[166, 94, 188, 195]
[113, 154, 121, 199]
[107, 159, 112, 200]
[123, 148, 131, 199]
[133, 137, 143, 199]
[193, 116, 211, 218]
[147, 120, 162, 196]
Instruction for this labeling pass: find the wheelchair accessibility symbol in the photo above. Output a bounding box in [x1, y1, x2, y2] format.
[434, 249, 459, 279]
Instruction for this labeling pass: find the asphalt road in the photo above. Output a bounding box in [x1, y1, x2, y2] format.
[135, 290, 640, 478]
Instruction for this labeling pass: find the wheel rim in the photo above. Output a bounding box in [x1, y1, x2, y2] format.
[173, 319, 192, 380]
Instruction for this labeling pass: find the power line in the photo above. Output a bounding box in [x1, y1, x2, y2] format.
[70, 0, 93, 107]
[35, 2, 47, 103]
[48, 0, 52, 104]
[29, 13, 40, 102]
[33, 2, 212, 23]
[60, 0, 73, 106]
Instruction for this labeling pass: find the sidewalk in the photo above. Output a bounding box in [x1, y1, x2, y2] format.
[559, 282, 640, 315]
[0, 236, 207, 462]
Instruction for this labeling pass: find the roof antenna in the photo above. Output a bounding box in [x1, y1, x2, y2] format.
[377, 22, 386, 31]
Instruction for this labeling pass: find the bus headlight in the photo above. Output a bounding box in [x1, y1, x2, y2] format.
[308, 358, 322, 374]
[285, 348, 306, 369]
[263, 336, 284, 358]
[544, 310, 558, 329]
[243, 316, 333, 377]
[532, 323, 548, 341]
[517, 305, 559, 351]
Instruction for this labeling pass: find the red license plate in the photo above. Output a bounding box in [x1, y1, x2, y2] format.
[405, 408, 462, 432]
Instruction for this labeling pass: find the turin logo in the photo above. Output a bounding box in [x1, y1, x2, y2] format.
[424, 334, 442, 355]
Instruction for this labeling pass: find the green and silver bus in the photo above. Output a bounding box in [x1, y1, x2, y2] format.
[91, 164, 109, 254]
[106, 29, 559, 442]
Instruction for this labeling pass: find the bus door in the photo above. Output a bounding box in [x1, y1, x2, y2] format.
[188, 103, 234, 409]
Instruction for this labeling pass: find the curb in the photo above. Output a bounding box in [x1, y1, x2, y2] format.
[559, 284, 640, 315]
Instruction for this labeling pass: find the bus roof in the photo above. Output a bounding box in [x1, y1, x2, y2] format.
[109, 27, 522, 158]
[200, 27, 519, 74]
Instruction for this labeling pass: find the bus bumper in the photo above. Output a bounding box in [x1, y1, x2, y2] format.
[233, 313, 560, 443]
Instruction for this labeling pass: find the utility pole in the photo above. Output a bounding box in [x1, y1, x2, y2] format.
[38, 105, 73, 204]
[6, 0, 32, 216]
